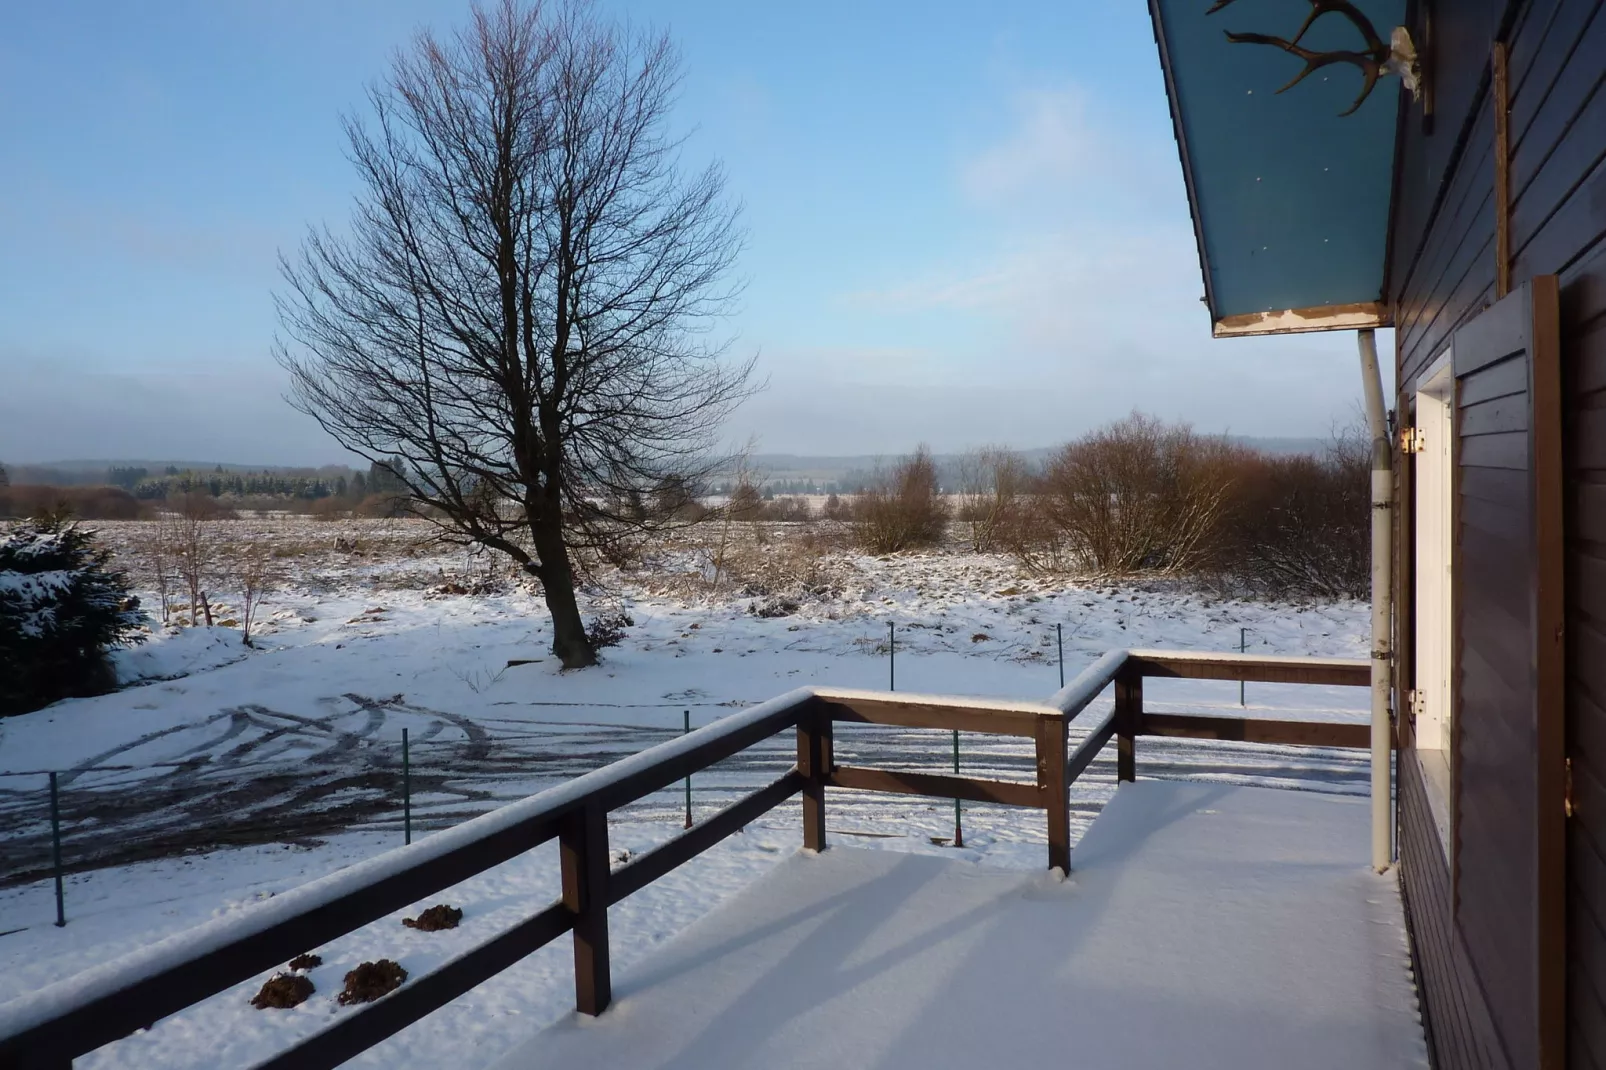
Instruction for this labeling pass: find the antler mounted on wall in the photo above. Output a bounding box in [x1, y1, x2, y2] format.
[1208, 0, 1418, 117]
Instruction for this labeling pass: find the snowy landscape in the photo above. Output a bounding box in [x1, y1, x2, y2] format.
[0, 515, 1370, 1068]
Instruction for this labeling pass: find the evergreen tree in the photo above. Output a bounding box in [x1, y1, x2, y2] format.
[0, 518, 147, 715]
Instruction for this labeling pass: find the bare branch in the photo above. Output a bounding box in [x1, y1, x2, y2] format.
[275, 0, 752, 667]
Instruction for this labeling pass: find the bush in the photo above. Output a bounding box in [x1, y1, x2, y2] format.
[353, 493, 411, 518]
[586, 612, 634, 649]
[955, 446, 1033, 553]
[0, 484, 147, 521]
[1218, 429, 1369, 598]
[0, 519, 147, 715]
[1036, 413, 1242, 575]
[759, 495, 812, 522]
[852, 447, 949, 554]
[821, 493, 851, 521]
[727, 482, 763, 521]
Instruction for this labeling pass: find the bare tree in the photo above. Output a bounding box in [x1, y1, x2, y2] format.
[276, 0, 752, 667]
[230, 540, 280, 646]
[1038, 412, 1240, 575]
[955, 446, 1030, 553]
[142, 523, 174, 626]
[164, 494, 217, 626]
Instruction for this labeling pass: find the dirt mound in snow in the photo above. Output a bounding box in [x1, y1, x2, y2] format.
[251, 973, 314, 1009]
[338, 959, 407, 1005]
[403, 904, 463, 931]
[287, 953, 322, 971]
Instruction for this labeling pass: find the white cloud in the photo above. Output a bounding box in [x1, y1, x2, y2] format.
[958, 88, 1094, 206]
[852, 83, 1201, 341]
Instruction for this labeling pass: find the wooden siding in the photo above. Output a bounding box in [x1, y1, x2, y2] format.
[1565, 248, 1606, 1070]
[1453, 292, 1543, 1070]
[1390, 0, 1510, 393]
[1393, 0, 1604, 1065]
[1510, 0, 1606, 1065]
[1401, 752, 1508, 1068]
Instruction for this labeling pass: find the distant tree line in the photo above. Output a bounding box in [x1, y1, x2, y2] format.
[707, 477, 833, 496]
[717, 414, 1369, 600]
[127, 471, 344, 500]
[0, 461, 412, 520]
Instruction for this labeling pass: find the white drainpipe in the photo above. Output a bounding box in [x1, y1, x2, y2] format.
[1358, 328, 1394, 872]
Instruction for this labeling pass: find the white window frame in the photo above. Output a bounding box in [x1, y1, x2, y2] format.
[1413, 349, 1455, 853]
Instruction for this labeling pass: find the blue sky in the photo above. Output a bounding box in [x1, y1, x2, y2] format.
[0, 0, 1382, 465]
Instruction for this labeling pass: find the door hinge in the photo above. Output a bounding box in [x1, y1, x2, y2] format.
[1406, 689, 1424, 722]
[1400, 426, 1426, 454]
[1566, 757, 1576, 818]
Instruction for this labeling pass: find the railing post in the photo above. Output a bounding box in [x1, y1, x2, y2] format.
[559, 803, 611, 1016]
[1115, 668, 1141, 783]
[798, 705, 831, 851]
[1036, 713, 1070, 873]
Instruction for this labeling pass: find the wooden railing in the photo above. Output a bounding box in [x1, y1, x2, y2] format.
[0, 648, 1370, 1070]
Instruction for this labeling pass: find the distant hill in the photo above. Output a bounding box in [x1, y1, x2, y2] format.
[703, 436, 1330, 493]
[6, 436, 1331, 494]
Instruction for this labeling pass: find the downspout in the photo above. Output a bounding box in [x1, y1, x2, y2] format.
[1358, 328, 1394, 873]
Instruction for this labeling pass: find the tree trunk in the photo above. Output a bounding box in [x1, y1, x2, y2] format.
[530, 512, 596, 669]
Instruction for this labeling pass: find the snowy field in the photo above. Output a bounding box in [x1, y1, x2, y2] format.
[0, 516, 1371, 1068]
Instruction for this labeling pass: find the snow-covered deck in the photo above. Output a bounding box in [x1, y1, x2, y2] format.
[490, 780, 1427, 1070]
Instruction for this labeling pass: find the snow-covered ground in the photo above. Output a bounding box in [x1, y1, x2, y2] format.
[0, 517, 1372, 1068]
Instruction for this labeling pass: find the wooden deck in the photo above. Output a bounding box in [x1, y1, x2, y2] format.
[490, 781, 1428, 1070]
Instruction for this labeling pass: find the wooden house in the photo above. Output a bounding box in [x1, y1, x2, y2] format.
[1146, 1, 1603, 1066]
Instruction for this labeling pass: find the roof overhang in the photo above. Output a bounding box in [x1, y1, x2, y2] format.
[1149, 0, 1403, 338]
[1213, 299, 1389, 337]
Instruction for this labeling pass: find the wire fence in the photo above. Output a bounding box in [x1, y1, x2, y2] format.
[0, 622, 1365, 925]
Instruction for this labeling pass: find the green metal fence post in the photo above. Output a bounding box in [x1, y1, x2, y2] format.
[50, 772, 64, 927]
[1057, 623, 1064, 689]
[888, 622, 895, 691]
[402, 728, 412, 846]
[952, 729, 963, 848]
[1240, 628, 1247, 707]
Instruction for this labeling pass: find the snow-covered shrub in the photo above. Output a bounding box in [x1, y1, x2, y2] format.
[0, 518, 147, 715]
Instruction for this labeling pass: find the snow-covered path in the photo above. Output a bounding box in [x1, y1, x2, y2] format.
[491, 782, 1428, 1070]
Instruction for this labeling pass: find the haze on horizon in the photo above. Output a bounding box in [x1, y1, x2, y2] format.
[0, 1, 1391, 469]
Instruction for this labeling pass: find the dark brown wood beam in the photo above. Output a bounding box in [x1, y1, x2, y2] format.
[1036, 714, 1070, 872]
[1067, 711, 1117, 784]
[818, 693, 1045, 737]
[1115, 669, 1142, 782]
[798, 713, 830, 851]
[609, 772, 804, 905]
[1138, 712, 1373, 749]
[560, 804, 611, 1016]
[1127, 651, 1370, 687]
[826, 765, 1043, 809]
